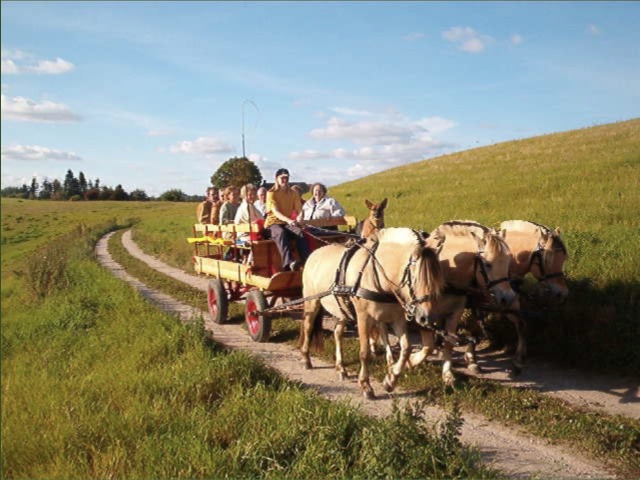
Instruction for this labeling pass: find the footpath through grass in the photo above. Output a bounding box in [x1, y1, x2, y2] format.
[2, 208, 495, 478]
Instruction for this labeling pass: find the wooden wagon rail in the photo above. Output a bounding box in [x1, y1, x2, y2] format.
[189, 216, 358, 342]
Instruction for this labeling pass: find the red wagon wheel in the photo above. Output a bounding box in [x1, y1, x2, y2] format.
[207, 278, 228, 324]
[245, 290, 270, 342]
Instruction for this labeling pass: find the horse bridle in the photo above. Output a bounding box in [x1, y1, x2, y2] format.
[340, 230, 436, 325]
[473, 240, 510, 290]
[528, 244, 566, 282]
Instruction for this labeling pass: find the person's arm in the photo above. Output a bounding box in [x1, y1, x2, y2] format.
[234, 202, 248, 224]
[330, 198, 346, 217]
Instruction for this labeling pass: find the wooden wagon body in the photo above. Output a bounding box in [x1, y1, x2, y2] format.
[190, 216, 357, 341]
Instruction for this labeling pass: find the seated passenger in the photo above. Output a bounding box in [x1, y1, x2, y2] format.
[301, 182, 346, 231]
[196, 187, 216, 224]
[209, 187, 222, 225]
[219, 185, 240, 225]
[265, 168, 309, 271]
[234, 183, 262, 244]
[254, 186, 267, 218]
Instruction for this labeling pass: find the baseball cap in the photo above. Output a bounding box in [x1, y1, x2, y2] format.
[275, 168, 290, 177]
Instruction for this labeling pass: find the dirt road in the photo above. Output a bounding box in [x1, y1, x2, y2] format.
[95, 230, 638, 479]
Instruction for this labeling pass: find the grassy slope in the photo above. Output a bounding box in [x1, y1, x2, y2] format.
[329, 119, 640, 373]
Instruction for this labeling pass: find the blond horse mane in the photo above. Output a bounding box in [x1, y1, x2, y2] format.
[500, 220, 567, 255]
[432, 220, 510, 258]
[369, 227, 444, 299]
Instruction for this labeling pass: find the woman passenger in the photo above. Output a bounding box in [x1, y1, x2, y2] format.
[234, 183, 262, 244]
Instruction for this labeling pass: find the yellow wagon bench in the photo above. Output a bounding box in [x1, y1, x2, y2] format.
[189, 216, 358, 342]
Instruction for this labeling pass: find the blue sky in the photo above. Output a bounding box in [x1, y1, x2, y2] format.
[2, 1, 638, 197]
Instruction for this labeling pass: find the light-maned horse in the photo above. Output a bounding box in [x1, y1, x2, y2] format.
[299, 227, 444, 399]
[406, 220, 517, 385]
[500, 220, 568, 301]
[463, 220, 569, 373]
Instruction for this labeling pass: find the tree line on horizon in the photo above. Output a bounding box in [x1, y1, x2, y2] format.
[2, 157, 266, 203]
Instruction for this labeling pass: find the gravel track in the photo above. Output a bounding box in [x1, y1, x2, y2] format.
[95, 230, 638, 479]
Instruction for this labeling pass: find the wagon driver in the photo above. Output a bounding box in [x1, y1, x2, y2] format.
[265, 168, 309, 271]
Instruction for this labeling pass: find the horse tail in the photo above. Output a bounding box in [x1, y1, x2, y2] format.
[308, 308, 325, 353]
[298, 301, 325, 354]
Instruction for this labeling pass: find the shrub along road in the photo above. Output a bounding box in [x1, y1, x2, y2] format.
[96, 229, 633, 479]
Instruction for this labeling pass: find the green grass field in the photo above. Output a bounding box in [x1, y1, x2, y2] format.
[2, 118, 639, 478]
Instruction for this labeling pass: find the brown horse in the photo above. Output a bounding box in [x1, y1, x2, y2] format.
[299, 227, 444, 399]
[356, 198, 388, 238]
[407, 221, 517, 385]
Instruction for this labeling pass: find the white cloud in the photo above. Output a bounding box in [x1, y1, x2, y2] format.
[442, 26, 493, 53]
[1, 94, 82, 122]
[28, 58, 75, 75]
[329, 106, 375, 117]
[1, 59, 19, 74]
[296, 112, 457, 177]
[1, 144, 82, 162]
[168, 136, 235, 157]
[403, 32, 425, 42]
[587, 24, 601, 36]
[309, 115, 455, 146]
[289, 149, 326, 161]
[1, 49, 75, 75]
[510, 34, 523, 45]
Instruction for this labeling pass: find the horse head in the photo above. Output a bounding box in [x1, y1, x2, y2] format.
[534, 226, 569, 301]
[500, 220, 569, 302]
[432, 221, 516, 307]
[373, 228, 444, 327]
[475, 231, 517, 307]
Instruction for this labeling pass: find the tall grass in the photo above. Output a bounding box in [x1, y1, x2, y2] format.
[2, 210, 494, 478]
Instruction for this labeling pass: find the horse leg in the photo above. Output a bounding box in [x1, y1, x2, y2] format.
[372, 322, 394, 366]
[299, 298, 322, 370]
[441, 311, 463, 386]
[507, 299, 527, 375]
[463, 312, 483, 374]
[408, 328, 436, 367]
[356, 314, 375, 399]
[334, 319, 349, 380]
[383, 319, 410, 393]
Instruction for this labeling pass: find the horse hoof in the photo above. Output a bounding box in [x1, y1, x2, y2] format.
[337, 371, 348, 381]
[363, 390, 376, 400]
[383, 376, 395, 393]
[443, 373, 456, 388]
[508, 365, 522, 377]
[303, 361, 312, 370]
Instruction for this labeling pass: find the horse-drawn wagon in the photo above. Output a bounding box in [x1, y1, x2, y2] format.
[189, 216, 358, 342]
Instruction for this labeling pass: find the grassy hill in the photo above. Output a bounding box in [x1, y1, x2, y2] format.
[328, 118, 640, 373]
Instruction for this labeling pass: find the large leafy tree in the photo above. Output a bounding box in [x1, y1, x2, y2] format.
[211, 156, 262, 189]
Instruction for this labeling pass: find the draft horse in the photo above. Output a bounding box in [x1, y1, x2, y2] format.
[298, 227, 444, 399]
[463, 220, 569, 374]
[406, 221, 517, 384]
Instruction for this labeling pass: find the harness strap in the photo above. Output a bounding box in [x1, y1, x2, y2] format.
[354, 287, 396, 303]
